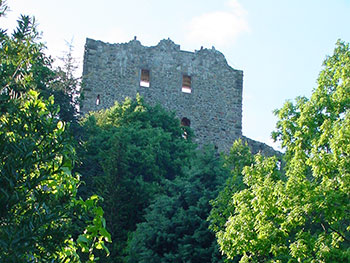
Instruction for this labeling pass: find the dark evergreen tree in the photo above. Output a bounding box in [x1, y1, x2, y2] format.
[127, 146, 229, 263]
[77, 95, 196, 262]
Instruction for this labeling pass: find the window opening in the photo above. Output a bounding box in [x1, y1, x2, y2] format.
[181, 117, 191, 127]
[140, 69, 150, 87]
[181, 117, 190, 139]
[182, 75, 191, 93]
[96, 94, 100, 105]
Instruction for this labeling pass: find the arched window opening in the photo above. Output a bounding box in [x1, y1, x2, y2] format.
[181, 117, 191, 127]
[96, 94, 100, 105]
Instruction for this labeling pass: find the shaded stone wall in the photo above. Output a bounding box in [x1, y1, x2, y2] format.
[81, 38, 244, 152]
[241, 136, 281, 157]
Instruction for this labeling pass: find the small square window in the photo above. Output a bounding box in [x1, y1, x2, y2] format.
[182, 75, 191, 93]
[140, 69, 150, 87]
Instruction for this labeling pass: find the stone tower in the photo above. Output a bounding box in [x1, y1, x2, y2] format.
[81, 37, 246, 152]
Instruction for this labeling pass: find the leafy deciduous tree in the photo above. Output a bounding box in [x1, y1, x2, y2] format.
[0, 2, 110, 261]
[213, 40, 350, 263]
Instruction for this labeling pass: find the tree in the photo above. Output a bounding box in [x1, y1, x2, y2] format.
[77, 95, 196, 262]
[212, 40, 350, 262]
[0, 1, 79, 123]
[49, 40, 80, 124]
[208, 140, 254, 263]
[127, 146, 229, 263]
[0, 2, 110, 261]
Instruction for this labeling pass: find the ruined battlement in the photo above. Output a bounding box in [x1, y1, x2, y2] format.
[81, 37, 246, 152]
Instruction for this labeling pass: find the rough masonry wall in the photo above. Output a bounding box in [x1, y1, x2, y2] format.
[81, 38, 243, 152]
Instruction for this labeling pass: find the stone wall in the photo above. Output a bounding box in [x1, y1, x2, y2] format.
[81, 37, 244, 152]
[81, 37, 281, 156]
[241, 136, 281, 157]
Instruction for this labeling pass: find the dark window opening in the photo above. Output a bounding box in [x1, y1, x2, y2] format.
[182, 75, 191, 93]
[140, 69, 150, 87]
[181, 117, 191, 139]
[96, 94, 100, 105]
[181, 117, 191, 127]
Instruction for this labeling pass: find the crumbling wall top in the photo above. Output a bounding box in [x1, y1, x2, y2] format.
[155, 38, 180, 51]
[84, 37, 233, 68]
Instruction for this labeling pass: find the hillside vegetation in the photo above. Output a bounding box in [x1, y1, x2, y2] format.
[1, 2, 349, 262]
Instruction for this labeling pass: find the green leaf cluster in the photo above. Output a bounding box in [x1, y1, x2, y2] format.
[213, 40, 350, 262]
[0, 2, 110, 261]
[208, 139, 255, 238]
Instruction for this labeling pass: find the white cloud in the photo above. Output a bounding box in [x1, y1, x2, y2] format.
[185, 0, 249, 47]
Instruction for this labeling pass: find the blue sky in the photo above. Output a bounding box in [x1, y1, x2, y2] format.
[3, 0, 350, 149]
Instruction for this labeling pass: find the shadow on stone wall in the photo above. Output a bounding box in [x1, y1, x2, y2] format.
[241, 136, 282, 158]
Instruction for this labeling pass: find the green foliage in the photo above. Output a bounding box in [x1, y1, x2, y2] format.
[0, 90, 110, 262]
[0, 3, 110, 261]
[49, 41, 80, 124]
[0, 1, 78, 123]
[0, 13, 50, 103]
[208, 140, 254, 263]
[127, 146, 229, 263]
[214, 40, 350, 262]
[217, 155, 284, 262]
[77, 95, 196, 262]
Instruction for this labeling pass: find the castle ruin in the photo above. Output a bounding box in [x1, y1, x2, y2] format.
[81, 37, 276, 154]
